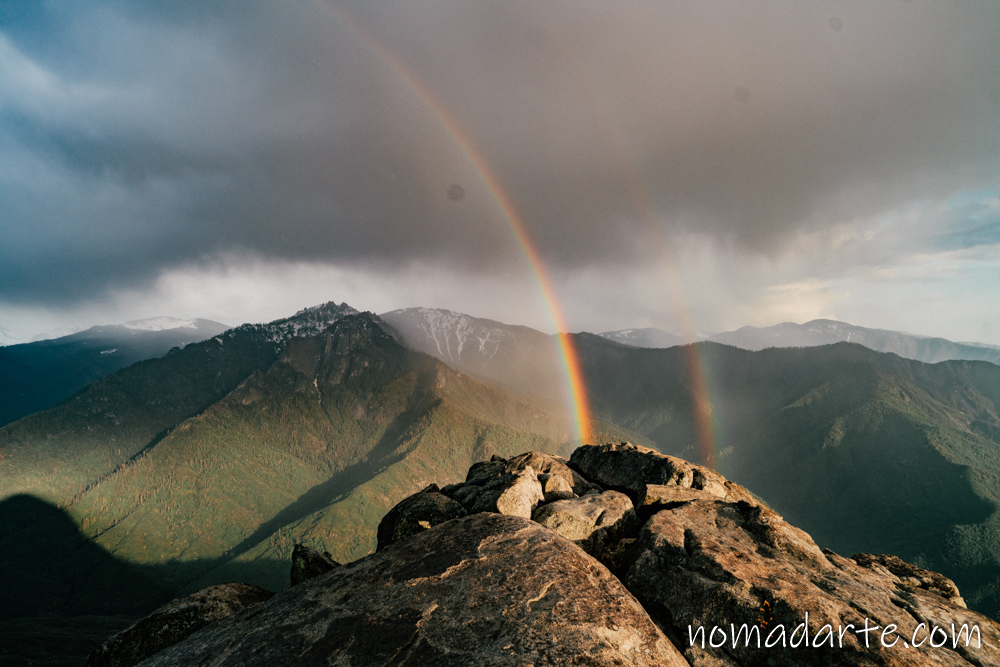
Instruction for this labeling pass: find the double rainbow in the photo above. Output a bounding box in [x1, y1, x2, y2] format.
[303, 5, 729, 467]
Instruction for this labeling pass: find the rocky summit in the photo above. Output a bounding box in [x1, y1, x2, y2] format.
[94, 443, 1000, 666]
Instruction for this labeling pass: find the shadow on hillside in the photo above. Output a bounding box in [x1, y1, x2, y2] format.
[224, 388, 442, 562]
[0, 495, 287, 620]
[0, 494, 290, 665]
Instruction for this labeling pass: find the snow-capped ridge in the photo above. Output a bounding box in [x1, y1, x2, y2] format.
[381, 307, 514, 363]
[223, 301, 360, 346]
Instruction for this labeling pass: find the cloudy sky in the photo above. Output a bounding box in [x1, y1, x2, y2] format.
[1, 0, 998, 345]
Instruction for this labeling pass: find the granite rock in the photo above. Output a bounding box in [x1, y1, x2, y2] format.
[376, 484, 468, 551]
[87, 583, 274, 667]
[137, 514, 687, 667]
[623, 496, 1000, 666]
[290, 543, 341, 585]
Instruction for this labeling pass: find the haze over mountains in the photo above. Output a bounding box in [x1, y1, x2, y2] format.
[600, 318, 1000, 367]
[380, 307, 567, 403]
[709, 319, 1000, 365]
[5, 301, 1000, 664]
[598, 327, 686, 349]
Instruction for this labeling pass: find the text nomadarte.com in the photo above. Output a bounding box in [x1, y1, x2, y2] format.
[689, 613, 982, 650]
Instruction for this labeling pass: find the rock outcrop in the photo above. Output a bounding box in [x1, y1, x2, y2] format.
[130, 514, 685, 666]
[570, 441, 755, 505]
[623, 493, 998, 666]
[375, 483, 467, 551]
[289, 543, 341, 585]
[96, 443, 1000, 666]
[86, 583, 274, 667]
[532, 490, 639, 564]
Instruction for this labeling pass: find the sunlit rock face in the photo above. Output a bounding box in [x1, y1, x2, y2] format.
[128, 513, 686, 667]
[100, 443, 1000, 667]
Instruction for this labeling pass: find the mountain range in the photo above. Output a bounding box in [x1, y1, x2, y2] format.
[0, 318, 229, 428]
[708, 319, 1000, 365]
[598, 327, 685, 348]
[8, 309, 998, 436]
[5, 302, 1000, 664]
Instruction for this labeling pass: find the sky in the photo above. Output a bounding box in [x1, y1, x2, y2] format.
[1, 1, 999, 345]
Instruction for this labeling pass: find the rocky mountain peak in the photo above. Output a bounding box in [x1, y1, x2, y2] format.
[220, 301, 360, 348]
[95, 442, 999, 666]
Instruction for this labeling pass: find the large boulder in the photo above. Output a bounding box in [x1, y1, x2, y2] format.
[468, 465, 545, 518]
[531, 490, 639, 564]
[502, 451, 596, 495]
[537, 470, 576, 501]
[135, 514, 687, 666]
[290, 543, 341, 585]
[375, 484, 467, 551]
[623, 495, 1000, 666]
[87, 583, 274, 667]
[450, 452, 596, 512]
[570, 441, 754, 504]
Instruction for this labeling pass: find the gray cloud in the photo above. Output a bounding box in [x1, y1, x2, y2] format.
[1, 0, 999, 306]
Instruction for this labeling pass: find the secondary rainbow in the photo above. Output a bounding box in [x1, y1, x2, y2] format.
[530, 18, 720, 466]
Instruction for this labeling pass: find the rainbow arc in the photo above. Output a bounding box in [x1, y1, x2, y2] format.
[317, 4, 595, 446]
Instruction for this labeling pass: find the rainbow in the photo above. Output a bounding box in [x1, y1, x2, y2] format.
[314, 4, 595, 446]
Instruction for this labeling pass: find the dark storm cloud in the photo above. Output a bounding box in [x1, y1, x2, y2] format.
[2, 0, 999, 305]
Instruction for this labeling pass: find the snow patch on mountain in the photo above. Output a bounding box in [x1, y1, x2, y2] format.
[382, 307, 514, 364]
[428, 308, 507, 361]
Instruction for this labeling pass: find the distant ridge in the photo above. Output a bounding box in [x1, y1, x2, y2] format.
[121, 317, 214, 332]
[0, 317, 231, 427]
[598, 327, 684, 348]
[708, 318, 1000, 366]
[599, 319, 1000, 366]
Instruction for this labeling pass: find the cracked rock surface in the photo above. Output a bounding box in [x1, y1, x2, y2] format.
[624, 496, 1000, 665]
[86, 583, 274, 667]
[136, 513, 686, 666]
